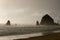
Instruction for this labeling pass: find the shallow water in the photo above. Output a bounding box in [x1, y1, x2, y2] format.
[0, 32, 43, 40]
[0, 25, 59, 40]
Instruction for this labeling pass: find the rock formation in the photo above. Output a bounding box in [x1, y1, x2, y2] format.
[40, 14, 59, 25]
[36, 21, 39, 25]
[6, 20, 11, 25]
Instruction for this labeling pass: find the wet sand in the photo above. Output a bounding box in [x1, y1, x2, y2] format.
[14, 32, 60, 40]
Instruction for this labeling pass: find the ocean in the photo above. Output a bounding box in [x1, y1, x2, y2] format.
[0, 25, 60, 40]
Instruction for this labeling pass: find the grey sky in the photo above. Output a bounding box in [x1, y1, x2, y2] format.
[0, 0, 60, 25]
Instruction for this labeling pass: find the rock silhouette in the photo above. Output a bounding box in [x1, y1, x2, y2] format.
[36, 21, 39, 25]
[40, 14, 59, 25]
[6, 20, 11, 25]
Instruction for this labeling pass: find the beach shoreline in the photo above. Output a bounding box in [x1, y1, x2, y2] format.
[14, 32, 60, 40]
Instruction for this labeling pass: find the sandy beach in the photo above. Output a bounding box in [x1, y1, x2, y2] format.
[14, 32, 60, 40]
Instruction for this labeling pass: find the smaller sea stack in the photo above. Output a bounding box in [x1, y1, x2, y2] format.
[6, 20, 11, 25]
[36, 21, 39, 25]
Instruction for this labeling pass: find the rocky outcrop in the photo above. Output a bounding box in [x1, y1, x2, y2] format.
[36, 21, 39, 25]
[40, 14, 59, 25]
[6, 20, 11, 25]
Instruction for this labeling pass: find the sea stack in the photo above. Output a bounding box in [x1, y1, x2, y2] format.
[36, 21, 39, 25]
[6, 20, 11, 25]
[40, 14, 58, 25]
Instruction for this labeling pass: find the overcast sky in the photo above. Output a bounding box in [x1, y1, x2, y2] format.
[0, 0, 60, 25]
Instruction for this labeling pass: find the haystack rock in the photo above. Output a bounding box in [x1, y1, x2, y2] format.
[40, 14, 58, 25]
[6, 20, 11, 25]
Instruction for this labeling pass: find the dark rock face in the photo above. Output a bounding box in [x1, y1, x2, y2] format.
[36, 21, 39, 25]
[6, 20, 11, 25]
[40, 14, 58, 25]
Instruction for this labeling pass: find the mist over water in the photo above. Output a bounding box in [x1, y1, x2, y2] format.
[0, 25, 59, 40]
